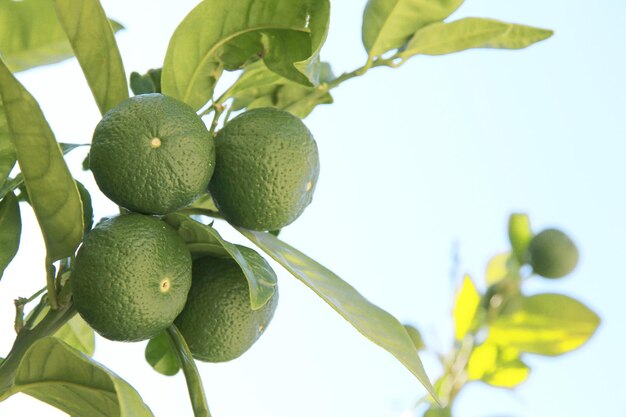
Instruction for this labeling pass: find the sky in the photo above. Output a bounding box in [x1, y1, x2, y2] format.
[0, 0, 625, 416]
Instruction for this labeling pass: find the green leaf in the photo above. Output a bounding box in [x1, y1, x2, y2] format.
[0, 0, 123, 73]
[467, 343, 529, 388]
[53, 0, 128, 115]
[400, 18, 553, 59]
[238, 229, 438, 401]
[292, 1, 330, 84]
[487, 293, 600, 356]
[164, 213, 277, 310]
[129, 73, 154, 96]
[145, 331, 181, 376]
[0, 58, 83, 262]
[0, 192, 21, 280]
[130, 68, 162, 96]
[508, 213, 533, 264]
[362, 0, 464, 58]
[54, 315, 95, 356]
[404, 324, 426, 351]
[162, 0, 330, 110]
[7, 337, 153, 416]
[453, 275, 480, 340]
[229, 61, 334, 118]
[0, 101, 16, 191]
[76, 181, 94, 234]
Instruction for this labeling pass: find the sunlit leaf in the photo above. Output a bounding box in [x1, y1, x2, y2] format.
[239, 228, 438, 401]
[0, 0, 123, 73]
[53, 0, 129, 114]
[0, 192, 21, 280]
[0, 58, 83, 262]
[54, 315, 95, 356]
[508, 213, 533, 264]
[5, 337, 153, 416]
[229, 61, 334, 118]
[453, 275, 480, 340]
[467, 343, 529, 388]
[164, 214, 277, 310]
[485, 252, 520, 286]
[162, 0, 330, 110]
[145, 331, 181, 376]
[362, 0, 463, 58]
[400, 18, 553, 58]
[488, 293, 600, 356]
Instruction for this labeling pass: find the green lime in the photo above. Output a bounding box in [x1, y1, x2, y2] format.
[175, 252, 279, 362]
[210, 107, 319, 230]
[90, 93, 215, 214]
[72, 214, 192, 342]
[528, 228, 579, 278]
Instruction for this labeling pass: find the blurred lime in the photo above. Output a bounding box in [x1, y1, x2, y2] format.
[528, 228, 579, 278]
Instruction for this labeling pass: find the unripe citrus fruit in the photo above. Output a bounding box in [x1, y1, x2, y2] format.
[210, 107, 319, 230]
[175, 251, 279, 362]
[72, 214, 192, 341]
[90, 93, 215, 214]
[528, 228, 579, 278]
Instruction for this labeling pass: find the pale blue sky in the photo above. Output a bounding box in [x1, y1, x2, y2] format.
[0, 1, 624, 416]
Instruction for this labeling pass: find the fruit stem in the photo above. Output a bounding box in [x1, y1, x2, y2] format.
[166, 325, 211, 417]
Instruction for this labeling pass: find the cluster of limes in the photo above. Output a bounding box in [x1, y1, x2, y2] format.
[71, 93, 318, 362]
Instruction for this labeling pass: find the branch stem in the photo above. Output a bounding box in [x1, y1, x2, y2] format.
[45, 260, 58, 310]
[0, 302, 76, 396]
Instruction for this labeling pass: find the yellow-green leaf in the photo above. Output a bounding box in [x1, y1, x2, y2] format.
[362, 0, 464, 58]
[0, 58, 83, 262]
[0, 0, 124, 73]
[53, 0, 128, 114]
[485, 252, 519, 285]
[467, 343, 529, 388]
[453, 275, 480, 340]
[488, 293, 600, 356]
[400, 18, 553, 58]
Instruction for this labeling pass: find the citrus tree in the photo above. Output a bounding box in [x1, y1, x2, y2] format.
[0, 0, 598, 416]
